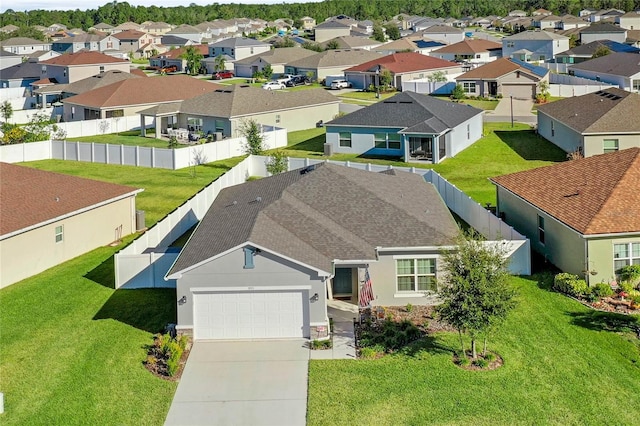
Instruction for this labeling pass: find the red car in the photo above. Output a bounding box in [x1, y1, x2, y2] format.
[212, 71, 234, 80]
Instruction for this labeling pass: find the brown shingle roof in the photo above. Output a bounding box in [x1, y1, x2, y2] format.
[43, 51, 128, 66]
[0, 163, 140, 236]
[457, 57, 544, 79]
[490, 148, 640, 235]
[112, 30, 148, 40]
[346, 52, 458, 73]
[537, 88, 640, 134]
[63, 75, 222, 108]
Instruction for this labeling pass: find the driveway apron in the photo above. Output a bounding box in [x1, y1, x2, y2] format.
[164, 340, 309, 426]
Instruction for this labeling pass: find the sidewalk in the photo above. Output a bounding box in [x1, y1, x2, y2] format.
[310, 304, 357, 360]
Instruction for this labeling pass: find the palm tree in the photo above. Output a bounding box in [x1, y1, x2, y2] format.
[181, 46, 204, 76]
[214, 55, 226, 73]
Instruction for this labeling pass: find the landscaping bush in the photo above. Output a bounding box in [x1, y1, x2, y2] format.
[592, 283, 614, 298]
[473, 358, 489, 368]
[552, 273, 587, 297]
[619, 265, 640, 287]
[360, 346, 383, 359]
[311, 339, 332, 350]
[619, 282, 636, 294]
[359, 317, 423, 353]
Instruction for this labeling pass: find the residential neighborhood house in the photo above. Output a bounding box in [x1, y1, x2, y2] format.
[490, 148, 640, 286]
[165, 162, 459, 340]
[325, 91, 483, 163]
[568, 52, 640, 92]
[0, 162, 142, 288]
[501, 31, 570, 62]
[285, 49, 383, 83]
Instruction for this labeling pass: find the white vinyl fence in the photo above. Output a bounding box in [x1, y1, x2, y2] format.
[539, 62, 570, 74]
[115, 156, 531, 289]
[0, 126, 287, 169]
[401, 81, 456, 95]
[549, 73, 614, 97]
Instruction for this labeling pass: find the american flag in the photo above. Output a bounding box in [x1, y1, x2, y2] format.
[359, 268, 375, 308]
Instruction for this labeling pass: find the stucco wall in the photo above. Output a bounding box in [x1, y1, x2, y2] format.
[581, 32, 626, 44]
[537, 111, 584, 154]
[0, 195, 136, 288]
[325, 125, 405, 157]
[445, 114, 483, 158]
[228, 103, 340, 136]
[314, 27, 350, 43]
[46, 63, 130, 84]
[368, 251, 443, 307]
[583, 134, 640, 156]
[587, 235, 640, 285]
[175, 247, 327, 330]
[496, 187, 585, 276]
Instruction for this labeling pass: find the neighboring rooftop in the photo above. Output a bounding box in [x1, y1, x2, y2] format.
[0, 37, 50, 46]
[432, 39, 502, 54]
[35, 70, 141, 95]
[537, 88, 640, 134]
[327, 91, 482, 134]
[504, 30, 569, 40]
[581, 22, 627, 33]
[42, 51, 129, 66]
[346, 52, 459, 74]
[0, 162, 141, 236]
[569, 51, 640, 77]
[233, 47, 316, 65]
[209, 37, 270, 48]
[167, 162, 459, 276]
[457, 57, 549, 79]
[287, 49, 383, 69]
[491, 148, 640, 235]
[557, 39, 640, 56]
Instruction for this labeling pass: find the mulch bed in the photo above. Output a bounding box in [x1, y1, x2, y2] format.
[371, 305, 456, 333]
[144, 337, 192, 381]
[454, 351, 504, 371]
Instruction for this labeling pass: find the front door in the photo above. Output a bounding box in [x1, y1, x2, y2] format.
[332, 268, 353, 298]
[489, 82, 498, 96]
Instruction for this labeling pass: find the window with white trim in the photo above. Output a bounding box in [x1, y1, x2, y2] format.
[506, 41, 515, 48]
[275, 114, 281, 124]
[603, 139, 619, 153]
[462, 82, 476, 93]
[538, 215, 545, 245]
[396, 258, 437, 292]
[614, 243, 640, 272]
[187, 117, 203, 132]
[633, 79, 640, 91]
[339, 132, 351, 147]
[55, 225, 63, 243]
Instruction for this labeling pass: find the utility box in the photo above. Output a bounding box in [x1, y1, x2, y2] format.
[214, 132, 223, 141]
[323, 143, 333, 157]
[136, 210, 146, 231]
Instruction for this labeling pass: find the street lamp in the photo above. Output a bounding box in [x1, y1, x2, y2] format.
[510, 95, 514, 128]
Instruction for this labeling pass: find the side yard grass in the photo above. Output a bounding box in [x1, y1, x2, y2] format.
[68, 130, 169, 148]
[308, 274, 640, 425]
[0, 157, 244, 425]
[278, 123, 566, 206]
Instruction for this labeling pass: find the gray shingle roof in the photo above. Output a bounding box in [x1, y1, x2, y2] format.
[537, 88, 640, 134]
[35, 70, 141, 95]
[286, 49, 383, 69]
[581, 22, 626, 33]
[569, 52, 640, 76]
[0, 37, 50, 47]
[0, 61, 43, 80]
[233, 47, 316, 66]
[315, 21, 351, 29]
[167, 163, 459, 276]
[177, 85, 339, 118]
[504, 30, 568, 40]
[327, 91, 482, 134]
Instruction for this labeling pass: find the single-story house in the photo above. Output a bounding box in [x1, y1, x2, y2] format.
[325, 91, 483, 163]
[284, 49, 384, 82]
[0, 37, 52, 55]
[343, 52, 463, 90]
[0, 50, 22, 71]
[149, 44, 210, 72]
[417, 24, 465, 44]
[537, 88, 640, 156]
[0, 162, 142, 288]
[617, 10, 640, 30]
[0, 58, 43, 88]
[555, 40, 640, 64]
[580, 23, 627, 44]
[490, 148, 640, 285]
[313, 20, 352, 43]
[52, 33, 121, 54]
[374, 36, 446, 55]
[41, 51, 131, 84]
[165, 162, 459, 340]
[139, 85, 340, 139]
[233, 47, 317, 78]
[62, 75, 221, 121]
[456, 57, 549, 99]
[430, 39, 503, 66]
[319, 36, 383, 51]
[568, 52, 640, 92]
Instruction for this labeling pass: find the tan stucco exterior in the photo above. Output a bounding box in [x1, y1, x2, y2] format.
[0, 195, 137, 288]
[314, 27, 350, 43]
[45, 62, 131, 84]
[537, 111, 640, 156]
[229, 103, 339, 136]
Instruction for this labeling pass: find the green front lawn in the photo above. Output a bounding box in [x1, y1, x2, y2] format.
[308, 274, 640, 425]
[431, 95, 499, 110]
[279, 123, 566, 206]
[68, 130, 169, 149]
[337, 91, 396, 102]
[0, 158, 244, 425]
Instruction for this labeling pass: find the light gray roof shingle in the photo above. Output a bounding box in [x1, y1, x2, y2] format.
[209, 37, 270, 48]
[568, 52, 640, 77]
[327, 91, 482, 134]
[168, 163, 459, 275]
[233, 47, 316, 66]
[286, 49, 383, 69]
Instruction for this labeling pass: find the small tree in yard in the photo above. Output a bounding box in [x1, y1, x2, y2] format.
[1, 100, 13, 123]
[181, 46, 204, 76]
[428, 71, 447, 83]
[451, 84, 466, 100]
[266, 151, 288, 175]
[437, 232, 517, 360]
[262, 64, 273, 80]
[239, 119, 264, 155]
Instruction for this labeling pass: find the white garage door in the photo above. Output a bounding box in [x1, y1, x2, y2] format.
[193, 290, 306, 340]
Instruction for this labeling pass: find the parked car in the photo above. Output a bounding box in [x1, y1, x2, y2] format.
[212, 71, 234, 80]
[276, 74, 296, 84]
[331, 79, 352, 90]
[285, 75, 311, 87]
[262, 81, 286, 90]
[159, 65, 177, 74]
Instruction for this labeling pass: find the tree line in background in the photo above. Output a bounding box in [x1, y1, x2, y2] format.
[1, 0, 639, 34]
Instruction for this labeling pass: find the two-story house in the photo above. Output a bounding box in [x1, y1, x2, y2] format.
[165, 25, 204, 43]
[41, 51, 130, 84]
[113, 30, 161, 59]
[52, 34, 120, 54]
[208, 37, 271, 64]
[0, 37, 52, 55]
[502, 31, 569, 62]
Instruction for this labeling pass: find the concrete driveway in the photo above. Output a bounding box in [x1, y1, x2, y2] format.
[165, 340, 309, 426]
[485, 97, 537, 124]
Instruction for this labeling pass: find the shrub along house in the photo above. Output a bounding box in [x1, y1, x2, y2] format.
[325, 91, 483, 163]
[0, 163, 142, 288]
[490, 148, 640, 285]
[165, 163, 459, 340]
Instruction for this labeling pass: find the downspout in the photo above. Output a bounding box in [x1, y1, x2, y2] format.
[584, 237, 590, 286]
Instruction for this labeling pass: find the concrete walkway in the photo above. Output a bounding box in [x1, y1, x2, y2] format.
[485, 97, 537, 124]
[310, 304, 358, 360]
[164, 340, 309, 426]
